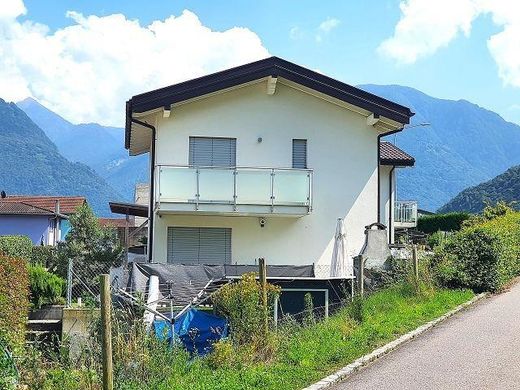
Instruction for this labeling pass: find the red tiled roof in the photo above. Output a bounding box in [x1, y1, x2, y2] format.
[2, 196, 86, 214]
[379, 142, 415, 166]
[0, 201, 55, 216]
[99, 218, 134, 228]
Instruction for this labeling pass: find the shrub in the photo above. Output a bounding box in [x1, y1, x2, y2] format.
[212, 273, 280, 351]
[433, 211, 520, 292]
[417, 212, 470, 234]
[0, 255, 29, 351]
[29, 264, 66, 309]
[0, 235, 33, 261]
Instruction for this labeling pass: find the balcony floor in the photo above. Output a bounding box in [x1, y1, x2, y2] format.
[156, 202, 309, 217]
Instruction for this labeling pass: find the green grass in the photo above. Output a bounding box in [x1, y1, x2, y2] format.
[118, 284, 473, 390]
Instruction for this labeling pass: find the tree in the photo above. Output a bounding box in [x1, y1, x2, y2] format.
[64, 204, 123, 266]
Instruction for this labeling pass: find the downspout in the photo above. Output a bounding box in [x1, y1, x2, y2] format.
[388, 166, 396, 244]
[130, 118, 156, 263]
[377, 128, 403, 224]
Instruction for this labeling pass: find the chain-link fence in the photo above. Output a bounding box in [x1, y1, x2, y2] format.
[66, 259, 112, 307]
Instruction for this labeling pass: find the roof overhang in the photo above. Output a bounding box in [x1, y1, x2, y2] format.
[109, 201, 149, 218]
[379, 142, 415, 167]
[125, 56, 414, 155]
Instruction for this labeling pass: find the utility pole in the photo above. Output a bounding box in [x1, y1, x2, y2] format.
[100, 274, 113, 390]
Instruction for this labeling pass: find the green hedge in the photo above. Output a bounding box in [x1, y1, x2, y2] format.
[417, 212, 470, 234]
[0, 236, 33, 261]
[0, 255, 29, 351]
[29, 264, 66, 309]
[433, 211, 520, 292]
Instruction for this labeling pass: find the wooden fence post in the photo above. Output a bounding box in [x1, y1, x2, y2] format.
[259, 258, 268, 337]
[100, 274, 114, 390]
[355, 255, 364, 297]
[412, 244, 419, 281]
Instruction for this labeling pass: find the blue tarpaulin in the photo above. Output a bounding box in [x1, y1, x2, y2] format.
[153, 308, 228, 355]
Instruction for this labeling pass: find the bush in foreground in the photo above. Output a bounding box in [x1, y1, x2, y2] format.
[28, 264, 66, 309]
[417, 212, 470, 234]
[433, 207, 520, 292]
[0, 255, 29, 351]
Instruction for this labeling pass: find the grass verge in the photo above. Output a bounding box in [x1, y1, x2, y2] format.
[117, 284, 473, 390]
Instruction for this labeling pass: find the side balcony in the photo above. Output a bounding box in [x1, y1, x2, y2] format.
[394, 200, 418, 229]
[155, 165, 313, 217]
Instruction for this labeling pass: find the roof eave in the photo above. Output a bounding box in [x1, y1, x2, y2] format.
[125, 57, 414, 150]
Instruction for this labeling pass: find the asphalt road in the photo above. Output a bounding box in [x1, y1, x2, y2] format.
[331, 282, 520, 390]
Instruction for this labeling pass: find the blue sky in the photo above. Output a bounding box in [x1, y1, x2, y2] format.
[3, 0, 519, 126]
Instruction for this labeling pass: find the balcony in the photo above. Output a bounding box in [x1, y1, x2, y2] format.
[156, 166, 313, 216]
[394, 200, 418, 229]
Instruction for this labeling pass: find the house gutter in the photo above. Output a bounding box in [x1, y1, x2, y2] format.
[377, 129, 403, 225]
[130, 117, 156, 263]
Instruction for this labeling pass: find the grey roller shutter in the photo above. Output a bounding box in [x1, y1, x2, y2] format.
[189, 137, 236, 167]
[292, 139, 307, 169]
[167, 227, 231, 264]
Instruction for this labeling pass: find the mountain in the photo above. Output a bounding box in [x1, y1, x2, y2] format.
[439, 165, 520, 213]
[17, 98, 148, 199]
[0, 98, 122, 216]
[359, 85, 520, 211]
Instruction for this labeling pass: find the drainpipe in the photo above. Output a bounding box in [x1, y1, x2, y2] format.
[388, 166, 396, 244]
[377, 128, 403, 224]
[131, 118, 156, 263]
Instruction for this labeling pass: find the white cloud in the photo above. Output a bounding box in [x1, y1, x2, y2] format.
[0, 1, 269, 126]
[316, 17, 340, 42]
[318, 17, 340, 33]
[289, 26, 303, 40]
[379, 0, 520, 88]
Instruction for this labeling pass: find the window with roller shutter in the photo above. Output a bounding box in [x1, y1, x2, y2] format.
[189, 137, 236, 167]
[292, 139, 307, 169]
[167, 227, 232, 264]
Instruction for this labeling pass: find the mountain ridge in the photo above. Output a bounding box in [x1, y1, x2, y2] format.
[439, 165, 520, 213]
[0, 98, 122, 216]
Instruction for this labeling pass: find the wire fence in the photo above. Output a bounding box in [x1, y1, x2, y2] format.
[66, 259, 112, 308]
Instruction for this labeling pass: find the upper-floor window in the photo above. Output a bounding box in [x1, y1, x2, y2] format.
[189, 137, 236, 167]
[292, 139, 307, 169]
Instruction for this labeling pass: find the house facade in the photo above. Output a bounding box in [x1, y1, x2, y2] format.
[0, 195, 86, 245]
[124, 57, 414, 274]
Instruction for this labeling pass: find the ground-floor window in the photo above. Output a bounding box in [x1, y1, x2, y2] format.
[167, 227, 232, 265]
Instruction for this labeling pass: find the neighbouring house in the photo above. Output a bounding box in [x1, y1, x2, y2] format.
[0, 195, 86, 245]
[121, 57, 416, 276]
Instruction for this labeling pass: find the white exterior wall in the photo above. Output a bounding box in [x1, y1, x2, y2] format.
[379, 165, 396, 244]
[150, 81, 384, 275]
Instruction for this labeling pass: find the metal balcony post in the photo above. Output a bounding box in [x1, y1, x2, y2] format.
[195, 168, 200, 211]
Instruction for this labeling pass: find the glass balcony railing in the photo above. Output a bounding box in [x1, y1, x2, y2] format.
[157, 165, 312, 211]
[394, 200, 418, 226]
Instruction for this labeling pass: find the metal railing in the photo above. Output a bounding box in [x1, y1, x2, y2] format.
[157, 165, 313, 211]
[394, 200, 418, 226]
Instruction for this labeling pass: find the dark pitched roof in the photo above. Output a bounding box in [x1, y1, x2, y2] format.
[3, 196, 86, 214]
[379, 142, 415, 166]
[0, 201, 55, 216]
[126, 56, 414, 149]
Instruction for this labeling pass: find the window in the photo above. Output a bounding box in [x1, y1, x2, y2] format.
[189, 137, 236, 167]
[292, 139, 307, 169]
[167, 227, 232, 264]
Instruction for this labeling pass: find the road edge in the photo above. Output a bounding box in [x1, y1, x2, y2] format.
[302, 292, 488, 390]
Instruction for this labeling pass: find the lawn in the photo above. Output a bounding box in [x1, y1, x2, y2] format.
[115, 284, 473, 390]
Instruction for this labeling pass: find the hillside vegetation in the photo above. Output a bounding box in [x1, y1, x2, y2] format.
[439, 165, 520, 213]
[0, 98, 121, 215]
[360, 85, 520, 211]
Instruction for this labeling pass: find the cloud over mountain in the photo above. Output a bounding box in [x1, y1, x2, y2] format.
[0, 1, 269, 126]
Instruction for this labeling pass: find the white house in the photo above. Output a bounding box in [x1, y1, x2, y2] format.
[123, 57, 415, 275]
